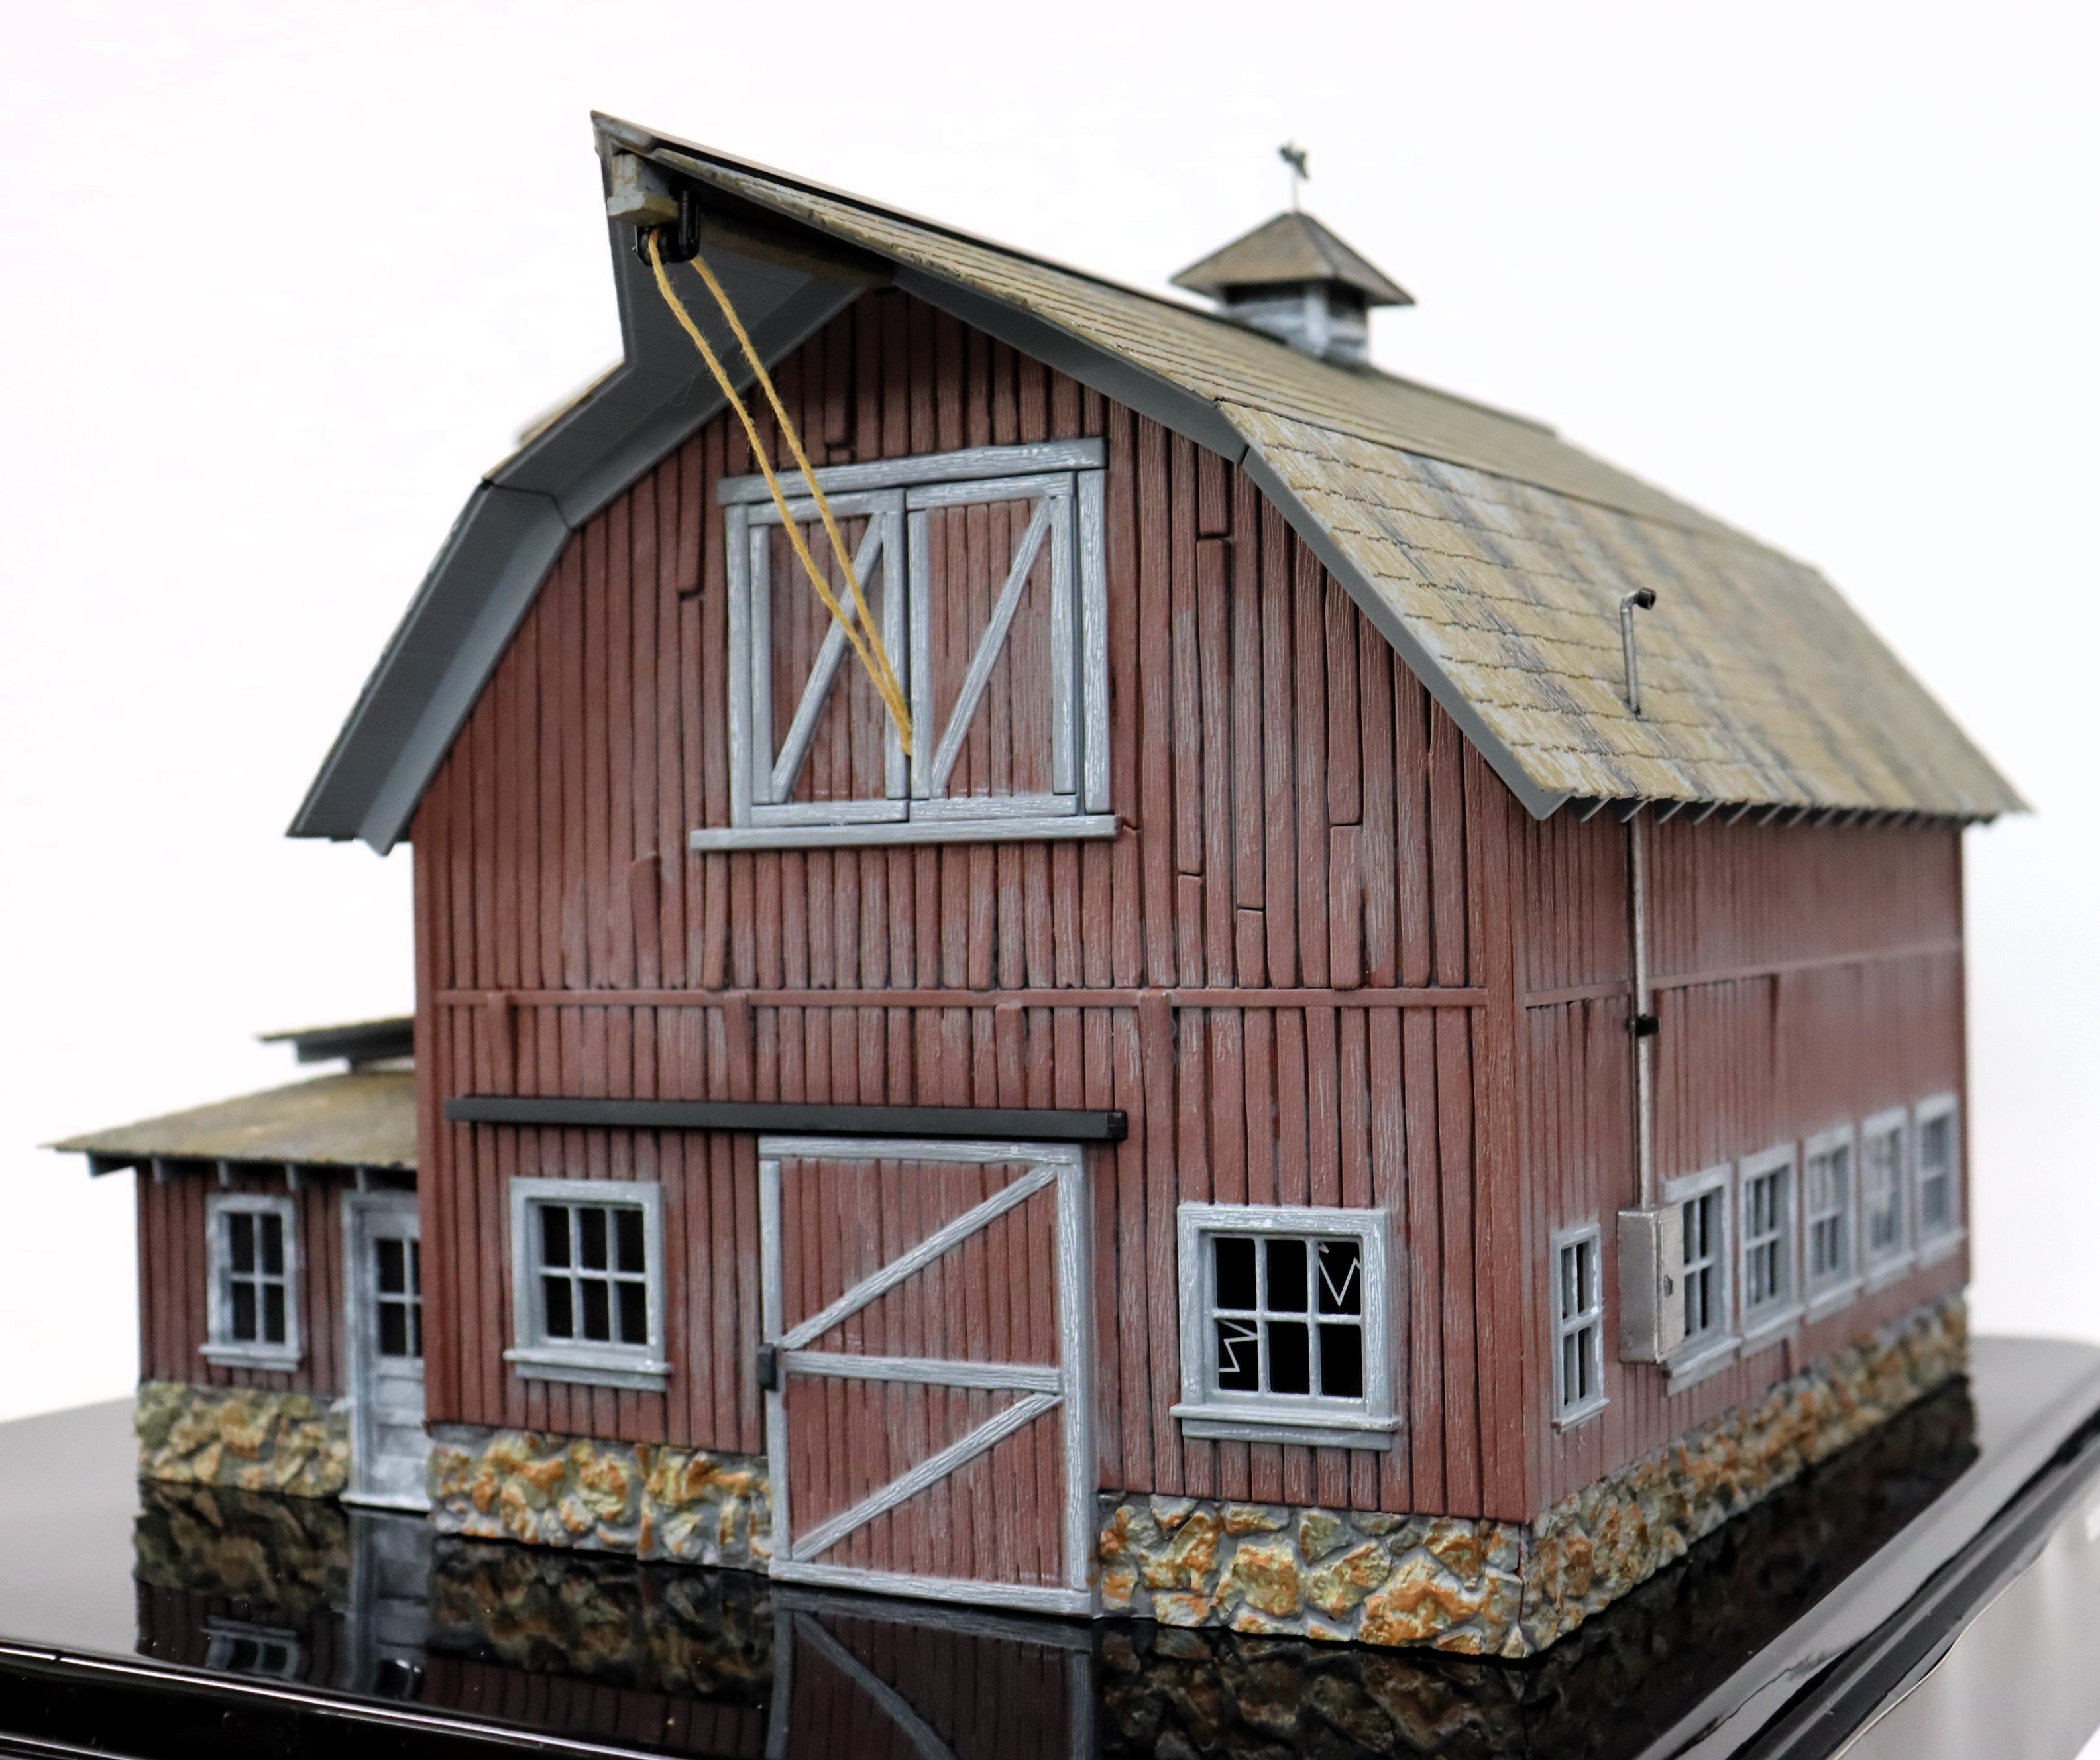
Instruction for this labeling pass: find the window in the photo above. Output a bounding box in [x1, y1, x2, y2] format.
[1738, 1147, 1800, 1339]
[1662, 1164, 1735, 1380]
[1173, 1204, 1398, 1450]
[204, 1618, 304, 1680]
[1802, 1126, 1858, 1310]
[376, 1236, 423, 1358]
[203, 1192, 302, 1370]
[507, 1178, 669, 1391]
[699, 440, 1114, 852]
[1860, 1108, 1912, 1281]
[1915, 1093, 1962, 1254]
[1553, 1224, 1607, 1427]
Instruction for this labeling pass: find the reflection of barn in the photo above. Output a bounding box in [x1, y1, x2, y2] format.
[64, 112, 2017, 1651]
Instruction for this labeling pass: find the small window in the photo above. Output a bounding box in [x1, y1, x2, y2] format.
[506, 1178, 669, 1391]
[1738, 1147, 1800, 1339]
[1915, 1093, 1962, 1253]
[204, 1618, 304, 1680]
[1173, 1204, 1398, 1450]
[701, 441, 1115, 852]
[1662, 1164, 1736, 1382]
[376, 1237, 423, 1359]
[1802, 1126, 1858, 1309]
[1860, 1109, 1912, 1280]
[1553, 1224, 1607, 1427]
[203, 1193, 302, 1370]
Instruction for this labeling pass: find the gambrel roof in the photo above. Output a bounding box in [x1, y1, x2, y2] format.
[291, 115, 2021, 851]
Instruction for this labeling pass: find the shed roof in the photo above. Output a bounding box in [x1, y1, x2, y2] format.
[288, 116, 2022, 848]
[1172, 211, 1413, 306]
[52, 1070, 417, 1172]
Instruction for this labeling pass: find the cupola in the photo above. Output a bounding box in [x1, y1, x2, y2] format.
[1171, 211, 1411, 364]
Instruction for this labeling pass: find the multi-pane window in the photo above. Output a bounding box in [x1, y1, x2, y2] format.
[1208, 1233, 1365, 1400]
[507, 1178, 668, 1391]
[1553, 1225, 1606, 1425]
[1683, 1188, 1724, 1339]
[1173, 1204, 1398, 1449]
[203, 1193, 300, 1368]
[1916, 1095, 1962, 1247]
[1739, 1150, 1798, 1333]
[702, 441, 1114, 851]
[376, 1237, 423, 1359]
[1860, 1110, 1911, 1276]
[1803, 1128, 1856, 1304]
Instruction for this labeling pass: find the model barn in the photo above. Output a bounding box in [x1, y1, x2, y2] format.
[61, 115, 2018, 1655]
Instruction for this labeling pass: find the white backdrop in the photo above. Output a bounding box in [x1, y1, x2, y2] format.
[0, 1, 2093, 1424]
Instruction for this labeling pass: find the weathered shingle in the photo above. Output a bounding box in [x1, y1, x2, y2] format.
[651, 144, 2020, 818]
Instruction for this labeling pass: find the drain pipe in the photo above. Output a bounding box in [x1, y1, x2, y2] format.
[1629, 808, 1658, 1211]
[1620, 588, 1657, 718]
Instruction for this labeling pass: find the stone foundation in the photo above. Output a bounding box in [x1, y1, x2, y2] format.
[134, 1380, 349, 1498]
[1097, 1293, 1967, 1656]
[427, 1425, 772, 1568]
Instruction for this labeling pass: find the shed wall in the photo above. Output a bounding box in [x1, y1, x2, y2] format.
[135, 1164, 348, 1399]
[411, 288, 1529, 1518]
[1514, 812, 1969, 1515]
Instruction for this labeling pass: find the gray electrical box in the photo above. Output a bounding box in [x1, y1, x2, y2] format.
[1618, 1204, 1688, 1364]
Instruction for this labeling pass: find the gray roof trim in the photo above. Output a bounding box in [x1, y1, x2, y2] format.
[290, 217, 863, 851]
[1237, 445, 1572, 823]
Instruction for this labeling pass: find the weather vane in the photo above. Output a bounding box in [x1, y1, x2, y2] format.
[1278, 141, 1309, 211]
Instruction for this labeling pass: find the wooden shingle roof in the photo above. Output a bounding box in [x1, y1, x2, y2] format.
[290, 118, 2021, 847]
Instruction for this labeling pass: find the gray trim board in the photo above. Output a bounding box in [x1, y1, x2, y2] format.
[445, 1095, 1128, 1143]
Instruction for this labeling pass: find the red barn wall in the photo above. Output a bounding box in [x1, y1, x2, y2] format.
[410, 287, 1533, 1520]
[136, 1166, 347, 1399]
[1514, 811, 1969, 1513]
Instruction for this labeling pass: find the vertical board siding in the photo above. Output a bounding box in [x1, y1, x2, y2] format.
[136, 1165, 347, 1398]
[1516, 810, 1969, 1515]
[411, 290, 1519, 1515]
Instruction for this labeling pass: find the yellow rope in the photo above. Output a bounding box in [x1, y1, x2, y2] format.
[645, 230, 913, 755]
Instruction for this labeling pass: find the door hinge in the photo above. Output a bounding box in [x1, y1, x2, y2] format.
[755, 1343, 781, 1394]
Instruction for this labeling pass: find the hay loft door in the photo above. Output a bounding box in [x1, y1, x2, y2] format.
[759, 1137, 1094, 1615]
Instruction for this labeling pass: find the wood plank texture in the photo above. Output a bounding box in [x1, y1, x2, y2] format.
[401, 285, 1971, 1533]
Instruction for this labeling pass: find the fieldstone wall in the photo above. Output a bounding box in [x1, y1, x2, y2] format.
[1098, 1294, 1966, 1657]
[427, 1425, 771, 1568]
[135, 1380, 349, 1498]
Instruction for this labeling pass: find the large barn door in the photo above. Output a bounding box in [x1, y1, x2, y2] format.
[758, 1138, 1093, 1615]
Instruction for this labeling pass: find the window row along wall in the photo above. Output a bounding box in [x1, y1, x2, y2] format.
[406, 286, 1970, 1528]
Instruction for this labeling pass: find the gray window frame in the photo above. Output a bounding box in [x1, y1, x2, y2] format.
[1914, 1092, 1964, 1260]
[1802, 1123, 1861, 1317]
[1859, 1107, 1915, 1286]
[1663, 1164, 1738, 1389]
[1738, 1144, 1802, 1345]
[1172, 1202, 1400, 1451]
[1552, 1222, 1608, 1429]
[701, 439, 1114, 852]
[202, 1191, 303, 1371]
[506, 1176, 669, 1392]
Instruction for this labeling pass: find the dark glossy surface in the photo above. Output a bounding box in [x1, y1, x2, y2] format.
[0, 1338, 2095, 1759]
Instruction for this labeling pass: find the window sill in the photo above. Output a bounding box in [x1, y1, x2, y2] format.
[691, 813, 1118, 852]
[1916, 1228, 1967, 1268]
[1862, 1253, 1917, 1294]
[505, 1347, 671, 1394]
[200, 1342, 303, 1372]
[1171, 1402, 1400, 1452]
[1738, 1306, 1803, 1355]
[1665, 1333, 1741, 1394]
[1805, 1279, 1862, 1324]
[1553, 1394, 1608, 1433]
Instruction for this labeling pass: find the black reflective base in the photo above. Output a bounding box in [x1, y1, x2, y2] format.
[0, 1337, 2097, 1760]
